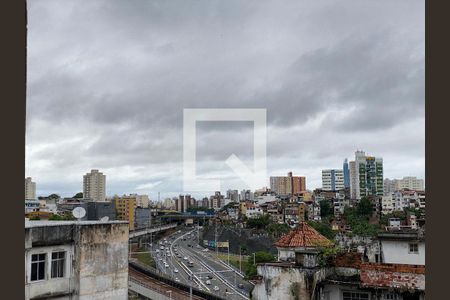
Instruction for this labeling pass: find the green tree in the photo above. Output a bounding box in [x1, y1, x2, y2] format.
[245, 251, 275, 278]
[307, 221, 335, 240]
[73, 192, 83, 198]
[246, 215, 271, 229]
[47, 193, 60, 199]
[319, 200, 333, 218]
[357, 197, 373, 218]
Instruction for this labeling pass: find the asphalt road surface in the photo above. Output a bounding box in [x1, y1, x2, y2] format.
[148, 227, 252, 300]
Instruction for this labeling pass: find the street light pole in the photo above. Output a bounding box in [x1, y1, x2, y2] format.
[166, 290, 172, 300]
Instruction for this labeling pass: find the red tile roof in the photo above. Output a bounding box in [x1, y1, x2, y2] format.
[275, 222, 333, 248]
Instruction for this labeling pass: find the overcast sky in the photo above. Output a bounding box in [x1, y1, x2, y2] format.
[26, 0, 424, 200]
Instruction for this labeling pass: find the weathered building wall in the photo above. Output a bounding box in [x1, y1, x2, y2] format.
[381, 240, 425, 265]
[252, 264, 326, 300]
[77, 223, 129, 300]
[25, 221, 129, 300]
[360, 263, 425, 291]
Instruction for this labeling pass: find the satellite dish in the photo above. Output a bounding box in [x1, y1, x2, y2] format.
[100, 216, 109, 222]
[72, 207, 86, 220]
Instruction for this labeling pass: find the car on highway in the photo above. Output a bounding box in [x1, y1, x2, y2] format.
[156, 249, 160, 253]
[174, 268, 179, 273]
[205, 280, 211, 285]
[175, 277, 180, 282]
[213, 286, 220, 291]
[160, 246, 164, 250]
[188, 261, 194, 267]
[207, 274, 213, 279]
[183, 256, 188, 261]
[164, 263, 169, 268]
[238, 283, 245, 289]
[167, 253, 171, 257]
[202, 248, 209, 252]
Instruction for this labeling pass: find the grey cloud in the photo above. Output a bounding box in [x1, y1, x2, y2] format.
[26, 0, 424, 198]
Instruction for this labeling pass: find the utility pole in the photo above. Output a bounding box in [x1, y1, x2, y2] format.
[239, 247, 242, 272]
[227, 240, 230, 266]
[215, 222, 218, 258]
[189, 273, 193, 300]
[253, 252, 256, 266]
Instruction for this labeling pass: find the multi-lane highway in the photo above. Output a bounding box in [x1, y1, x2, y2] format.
[147, 227, 252, 300]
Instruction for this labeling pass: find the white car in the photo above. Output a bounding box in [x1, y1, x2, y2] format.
[202, 248, 209, 252]
[164, 263, 169, 268]
[205, 280, 211, 285]
[213, 286, 220, 291]
[174, 268, 179, 273]
[175, 277, 180, 282]
[160, 246, 164, 250]
[183, 256, 188, 261]
[167, 254, 171, 257]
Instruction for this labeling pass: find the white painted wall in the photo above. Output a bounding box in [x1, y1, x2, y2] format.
[381, 240, 425, 265]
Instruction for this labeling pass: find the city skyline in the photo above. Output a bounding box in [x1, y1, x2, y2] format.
[25, 0, 424, 200]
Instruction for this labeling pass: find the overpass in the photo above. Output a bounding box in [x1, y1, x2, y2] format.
[129, 223, 178, 238]
[129, 260, 225, 300]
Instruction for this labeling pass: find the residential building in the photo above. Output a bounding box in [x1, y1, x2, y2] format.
[130, 194, 150, 208]
[343, 158, 350, 188]
[378, 230, 425, 265]
[226, 189, 239, 202]
[134, 207, 152, 229]
[86, 201, 116, 221]
[163, 198, 175, 209]
[209, 191, 223, 210]
[397, 176, 425, 191]
[383, 178, 397, 195]
[253, 226, 425, 300]
[240, 189, 254, 201]
[113, 195, 136, 230]
[176, 195, 190, 212]
[349, 151, 383, 200]
[25, 177, 36, 200]
[381, 195, 395, 215]
[385, 177, 425, 195]
[245, 203, 264, 219]
[322, 169, 345, 191]
[83, 169, 106, 202]
[275, 222, 333, 261]
[270, 172, 306, 196]
[25, 219, 128, 300]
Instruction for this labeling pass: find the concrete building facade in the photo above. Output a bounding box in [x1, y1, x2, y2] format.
[83, 170, 106, 202]
[25, 177, 37, 200]
[25, 220, 129, 300]
[321, 169, 344, 191]
[349, 151, 383, 200]
[270, 172, 306, 196]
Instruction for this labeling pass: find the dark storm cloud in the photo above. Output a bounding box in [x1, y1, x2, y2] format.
[26, 0, 424, 198]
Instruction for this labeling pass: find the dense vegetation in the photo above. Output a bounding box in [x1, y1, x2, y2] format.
[245, 251, 276, 278]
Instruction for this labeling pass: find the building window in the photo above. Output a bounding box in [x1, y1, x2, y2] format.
[31, 253, 46, 281]
[409, 243, 419, 254]
[384, 294, 398, 300]
[343, 291, 369, 300]
[51, 251, 66, 278]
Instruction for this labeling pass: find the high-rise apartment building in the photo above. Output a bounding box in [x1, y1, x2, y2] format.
[343, 159, 350, 188]
[113, 195, 136, 230]
[322, 169, 345, 191]
[384, 177, 424, 195]
[83, 169, 106, 202]
[396, 176, 424, 191]
[349, 151, 383, 200]
[176, 194, 191, 212]
[25, 177, 36, 200]
[270, 172, 306, 196]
